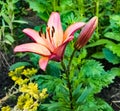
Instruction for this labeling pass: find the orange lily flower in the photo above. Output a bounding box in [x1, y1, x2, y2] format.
[74, 16, 98, 50]
[14, 12, 85, 71]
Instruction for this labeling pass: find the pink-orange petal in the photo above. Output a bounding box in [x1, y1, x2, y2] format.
[47, 12, 63, 47]
[64, 22, 85, 41]
[23, 28, 54, 52]
[53, 36, 74, 60]
[39, 57, 49, 71]
[23, 28, 47, 45]
[14, 43, 51, 56]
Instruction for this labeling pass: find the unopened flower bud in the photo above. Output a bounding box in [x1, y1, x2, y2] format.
[74, 16, 98, 50]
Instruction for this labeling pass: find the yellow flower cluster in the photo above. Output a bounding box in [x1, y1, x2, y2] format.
[20, 83, 48, 100]
[17, 93, 39, 111]
[1, 106, 11, 111]
[17, 84, 48, 111]
[22, 68, 37, 77]
[20, 83, 39, 99]
[8, 66, 37, 85]
[2, 66, 48, 111]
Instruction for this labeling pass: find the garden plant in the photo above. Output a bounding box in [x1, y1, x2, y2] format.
[0, 0, 120, 111]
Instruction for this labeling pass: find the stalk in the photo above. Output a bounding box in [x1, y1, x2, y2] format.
[53, 0, 57, 11]
[95, 0, 99, 39]
[66, 49, 77, 110]
[76, 0, 84, 20]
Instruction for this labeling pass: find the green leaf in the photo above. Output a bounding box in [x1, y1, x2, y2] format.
[2, 13, 11, 25]
[29, 53, 40, 67]
[26, 0, 46, 13]
[37, 12, 49, 22]
[65, 41, 74, 57]
[86, 39, 113, 48]
[34, 75, 62, 92]
[78, 48, 87, 60]
[103, 48, 120, 64]
[13, 20, 28, 24]
[72, 84, 82, 100]
[55, 84, 70, 104]
[91, 52, 104, 59]
[46, 61, 61, 77]
[109, 67, 120, 77]
[4, 40, 12, 45]
[80, 98, 114, 111]
[2, 19, 7, 28]
[76, 87, 92, 104]
[110, 15, 120, 26]
[81, 59, 105, 78]
[9, 62, 31, 71]
[5, 34, 15, 43]
[42, 102, 66, 111]
[0, 29, 1, 40]
[105, 43, 120, 57]
[104, 32, 120, 41]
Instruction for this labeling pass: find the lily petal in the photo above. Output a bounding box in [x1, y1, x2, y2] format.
[23, 28, 54, 52]
[23, 28, 47, 45]
[39, 57, 49, 71]
[53, 36, 74, 60]
[14, 43, 51, 56]
[64, 22, 85, 40]
[47, 12, 63, 47]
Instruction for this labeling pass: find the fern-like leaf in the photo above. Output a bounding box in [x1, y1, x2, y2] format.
[105, 43, 120, 57]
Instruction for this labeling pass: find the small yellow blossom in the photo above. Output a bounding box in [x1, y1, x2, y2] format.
[20, 83, 39, 99]
[11, 76, 29, 85]
[15, 77, 23, 85]
[11, 76, 19, 81]
[39, 93, 45, 99]
[22, 68, 37, 77]
[9, 66, 25, 77]
[1, 106, 11, 111]
[42, 88, 47, 94]
[39, 88, 48, 100]
[8, 70, 14, 77]
[23, 98, 34, 109]
[16, 78, 29, 85]
[17, 93, 30, 109]
[29, 102, 39, 111]
[17, 93, 38, 111]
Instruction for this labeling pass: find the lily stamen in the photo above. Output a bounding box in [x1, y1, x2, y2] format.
[47, 27, 51, 38]
[52, 26, 55, 33]
[51, 26, 55, 37]
[44, 33, 46, 39]
[39, 27, 43, 37]
[39, 31, 42, 37]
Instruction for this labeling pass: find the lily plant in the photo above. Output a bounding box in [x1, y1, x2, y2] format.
[14, 12, 85, 71]
[13, 12, 98, 110]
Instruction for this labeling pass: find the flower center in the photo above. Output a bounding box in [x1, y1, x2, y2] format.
[38, 26, 56, 52]
[39, 26, 55, 39]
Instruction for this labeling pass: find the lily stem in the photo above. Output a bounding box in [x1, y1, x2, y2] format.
[66, 48, 77, 110]
[61, 60, 66, 72]
[67, 49, 76, 72]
